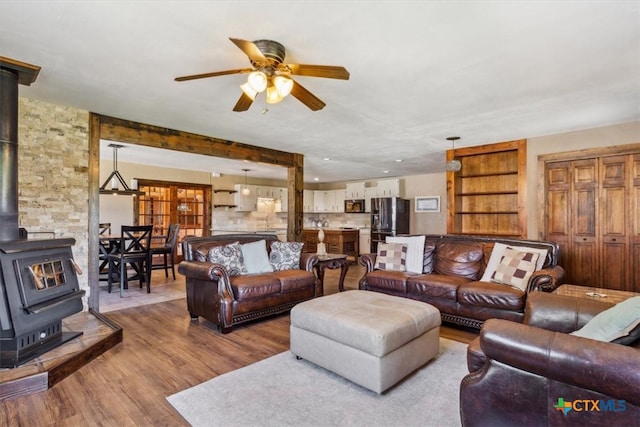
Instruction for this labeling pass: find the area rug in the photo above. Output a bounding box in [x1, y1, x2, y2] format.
[167, 338, 468, 427]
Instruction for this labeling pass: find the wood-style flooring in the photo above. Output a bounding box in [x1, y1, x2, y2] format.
[0, 264, 478, 426]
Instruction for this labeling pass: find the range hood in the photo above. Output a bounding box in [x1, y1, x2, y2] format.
[99, 143, 144, 196]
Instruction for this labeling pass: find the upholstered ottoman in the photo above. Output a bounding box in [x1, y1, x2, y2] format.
[290, 290, 441, 393]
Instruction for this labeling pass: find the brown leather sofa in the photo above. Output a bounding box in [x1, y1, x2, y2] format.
[359, 234, 564, 328]
[461, 292, 640, 426]
[178, 234, 321, 333]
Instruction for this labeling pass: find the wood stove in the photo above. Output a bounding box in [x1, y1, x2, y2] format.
[0, 57, 85, 368]
[0, 239, 85, 367]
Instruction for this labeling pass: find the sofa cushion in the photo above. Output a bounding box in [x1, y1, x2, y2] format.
[458, 281, 526, 311]
[480, 242, 548, 282]
[272, 270, 317, 293]
[374, 242, 407, 272]
[407, 274, 469, 301]
[571, 296, 640, 344]
[241, 240, 274, 274]
[231, 274, 282, 300]
[434, 242, 484, 280]
[490, 247, 540, 291]
[269, 241, 303, 271]
[386, 235, 425, 274]
[365, 270, 410, 293]
[207, 242, 247, 276]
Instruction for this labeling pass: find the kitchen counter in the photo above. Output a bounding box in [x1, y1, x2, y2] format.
[302, 229, 359, 261]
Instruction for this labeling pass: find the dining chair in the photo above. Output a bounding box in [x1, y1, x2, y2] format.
[107, 225, 153, 297]
[98, 222, 113, 279]
[151, 223, 180, 279]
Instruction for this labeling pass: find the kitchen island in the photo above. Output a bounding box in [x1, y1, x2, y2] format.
[302, 228, 359, 262]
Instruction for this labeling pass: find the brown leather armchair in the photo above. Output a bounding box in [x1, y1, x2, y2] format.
[460, 292, 640, 426]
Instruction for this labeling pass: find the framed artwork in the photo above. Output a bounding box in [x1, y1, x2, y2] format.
[415, 196, 440, 212]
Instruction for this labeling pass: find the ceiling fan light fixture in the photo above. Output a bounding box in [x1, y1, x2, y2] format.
[273, 75, 293, 97]
[266, 84, 283, 104]
[247, 71, 267, 93]
[240, 82, 257, 100]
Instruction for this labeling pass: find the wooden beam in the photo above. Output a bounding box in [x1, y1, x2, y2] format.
[287, 154, 304, 242]
[97, 114, 296, 167]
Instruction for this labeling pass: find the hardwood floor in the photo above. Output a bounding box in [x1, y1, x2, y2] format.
[0, 264, 477, 426]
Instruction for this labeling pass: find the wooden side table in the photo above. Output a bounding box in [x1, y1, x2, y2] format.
[314, 253, 350, 292]
[553, 284, 639, 305]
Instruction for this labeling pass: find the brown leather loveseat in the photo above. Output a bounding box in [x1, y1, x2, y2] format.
[359, 234, 564, 328]
[178, 234, 321, 333]
[460, 292, 640, 426]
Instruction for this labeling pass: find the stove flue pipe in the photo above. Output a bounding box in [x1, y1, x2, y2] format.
[0, 67, 19, 242]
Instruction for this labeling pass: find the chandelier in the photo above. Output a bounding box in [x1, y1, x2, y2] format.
[99, 144, 144, 196]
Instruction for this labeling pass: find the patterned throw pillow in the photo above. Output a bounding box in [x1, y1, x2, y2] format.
[208, 242, 247, 276]
[374, 242, 407, 272]
[490, 247, 540, 291]
[269, 241, 304, 271]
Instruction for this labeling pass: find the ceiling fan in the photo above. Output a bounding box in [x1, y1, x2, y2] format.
[175, 38, 350, 112]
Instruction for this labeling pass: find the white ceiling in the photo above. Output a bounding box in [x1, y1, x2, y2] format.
[2, 1, 639, 182]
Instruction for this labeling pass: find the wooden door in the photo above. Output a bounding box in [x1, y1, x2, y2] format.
[571, 159, 598, 285]
[599, 155, 629, 290]
[545, 161, 572, 274]
[632, 154, 640, 291]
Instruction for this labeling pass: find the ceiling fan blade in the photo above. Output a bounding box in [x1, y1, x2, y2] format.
[233, 92, 254, 112]
[175, 68, 252, 82]
[285, 64, 350, 80]
[229, 38, 267, 64]
[290, 80, 326, 111]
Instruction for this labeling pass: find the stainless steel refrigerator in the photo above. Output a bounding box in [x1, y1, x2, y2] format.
[370, 197, 410, 253]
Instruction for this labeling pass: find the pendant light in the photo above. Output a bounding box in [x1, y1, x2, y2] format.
[99, 144, 145, 196]
[445, 136, 462, 172]
[241, 169, 251, 196]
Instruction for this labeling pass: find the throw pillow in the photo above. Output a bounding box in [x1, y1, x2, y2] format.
[270, 241, 303, 271]
[570, 296, 640, 343]
[207, 242, 247, 276]
[386, 235, 425, 274]
[241, 240, 274, 274]
[374, 242, 407, 272]
[490, 247, 540, 291]
[481, 242, 548, 282]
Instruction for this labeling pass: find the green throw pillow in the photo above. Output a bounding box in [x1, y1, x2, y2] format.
[570, 296, 640, 344]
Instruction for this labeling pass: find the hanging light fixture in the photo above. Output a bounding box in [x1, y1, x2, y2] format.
[99, 144, 145, 196]
[241, 168, 251, 196]
[445, 136, 462, 172]
[239, 69, 293, 105]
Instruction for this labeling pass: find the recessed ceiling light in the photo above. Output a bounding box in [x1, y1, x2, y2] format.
[314, 177, 320, 181]
[383, 170, 389, 174]
[395, 159, 403, 162]
[323, 157, 332, 161]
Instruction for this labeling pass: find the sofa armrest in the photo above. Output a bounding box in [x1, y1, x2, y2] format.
[479, 319, 640, 406]
[300, 253, 319, 272]
[359, 253, 376, 272]
[523, 291, 614, 332]
[178, 261, 234, 298]
[527, 265, 565, 292]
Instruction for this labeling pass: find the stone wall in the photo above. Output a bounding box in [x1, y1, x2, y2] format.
[17, 97, 90, 304]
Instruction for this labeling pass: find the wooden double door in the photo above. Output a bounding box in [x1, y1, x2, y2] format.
[543, 150, 640, 292]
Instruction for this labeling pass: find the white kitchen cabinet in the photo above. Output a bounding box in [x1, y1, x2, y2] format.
[313, 190, 326, 212]
[359, 229, 371, 254]
[375, 178, 403, 197]
[303, 190, 314, 213]
[333, 189, 345, 212]
[234, 184, 258, 211]
[345, 182, 366, 199]
[254, 186, 277, 199]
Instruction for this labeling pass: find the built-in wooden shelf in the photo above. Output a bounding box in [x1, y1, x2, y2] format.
[213, 189, 237, 194]
[447, 139, 527, 238]
[213, 204, 237, 208]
